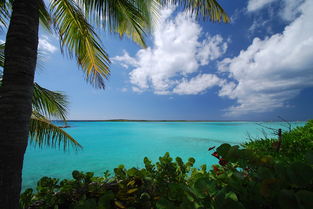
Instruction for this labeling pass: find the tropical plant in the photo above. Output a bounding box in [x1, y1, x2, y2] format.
[243, 120, 313, 163]
[0, 43, 81, 150]
[0, 0, 229, 208]
[0, 76, 81, 150]
[30, 83, 81, 150]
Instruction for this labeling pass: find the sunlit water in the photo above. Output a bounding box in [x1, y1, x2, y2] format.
[22, 121, 305, 190]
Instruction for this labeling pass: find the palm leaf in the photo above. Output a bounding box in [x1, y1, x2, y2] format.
[77, 0, 158, 47]
[157, 0, 230, 22]
[38, 0, 52, 31]
[0, 0, 10, 30]
[30, 112, 82, 150]
[32, 82, 68, 120]
[50, 0, 110, 89]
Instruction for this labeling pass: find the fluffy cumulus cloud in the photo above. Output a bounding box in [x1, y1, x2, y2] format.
[114, 0, 313, 117]
[38, 35, 57, 54]
[173, 74, 222, 95]
[113, 6, 227, 95]
[219, 0, 313, 116]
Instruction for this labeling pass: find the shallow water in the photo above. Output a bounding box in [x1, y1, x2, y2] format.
[22, 121, 305, 190]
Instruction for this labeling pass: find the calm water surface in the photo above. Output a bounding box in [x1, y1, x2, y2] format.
[22, 121, 305, 190]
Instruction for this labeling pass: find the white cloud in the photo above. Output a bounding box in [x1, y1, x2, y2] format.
[197, 35, 228, 65]
[113, 6, 227, 95]
[38, 35, 57, 54]
[173, 74, 222, 95]
[218, 0, 313, 116]
[113, 50, 137, 69]
[248, 17, 271, 36]
[247, 0, 277, 12]
[279, 0, 303, 21]
[247, 0, 303, 21]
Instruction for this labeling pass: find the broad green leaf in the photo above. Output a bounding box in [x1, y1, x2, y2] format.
[193, 177, 212, 197]
[225, 192, 238, 201]
[127, 167, 139, 177]
[216, 143, 231, 156]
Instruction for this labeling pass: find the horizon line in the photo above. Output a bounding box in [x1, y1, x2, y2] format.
[53, 119, 307, 122]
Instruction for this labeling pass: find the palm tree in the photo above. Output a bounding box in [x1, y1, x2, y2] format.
[0, 78, 81, 150]
[0, 0, 229, 208]
[30, 83, 82, 150]
[1, 43, 81, 150]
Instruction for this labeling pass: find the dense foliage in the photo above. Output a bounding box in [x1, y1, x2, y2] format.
[244, 120, 313, 163]
[20, 122, 313, 209]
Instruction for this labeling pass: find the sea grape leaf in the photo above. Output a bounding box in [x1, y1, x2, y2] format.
[216, 144, 231, 157]
[225, 192, 238, 201]
[193, 177, 212, 197]
[127, 168, 139, 177]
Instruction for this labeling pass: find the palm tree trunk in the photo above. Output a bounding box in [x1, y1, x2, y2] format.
[0, 0, 39, 208]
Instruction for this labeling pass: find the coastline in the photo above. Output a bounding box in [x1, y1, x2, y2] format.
[54, 119, 307, 123]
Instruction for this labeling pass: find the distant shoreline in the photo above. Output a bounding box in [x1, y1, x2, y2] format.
[54, 119, 306, 122]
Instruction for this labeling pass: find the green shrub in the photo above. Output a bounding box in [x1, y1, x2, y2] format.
[243, 120, 313, 163]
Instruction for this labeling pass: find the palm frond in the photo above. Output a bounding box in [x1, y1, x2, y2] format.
[32, 83, 68, 120]
[0, 0, 10, 31]
[50, 0, 110, 89]
[38, 0, 52, 31]
[77, 0, 158, 47]
[157, 0, 230, 22]
[30, 112, 82, 150]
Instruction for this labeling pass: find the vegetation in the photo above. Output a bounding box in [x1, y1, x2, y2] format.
[30, 83, 81, 150]
[244, 120, 313, 163]
[20, 121, 313, 209]
[0, 43, 81, 150]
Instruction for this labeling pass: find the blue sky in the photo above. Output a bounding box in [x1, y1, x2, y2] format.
[5, 0, 313, 121]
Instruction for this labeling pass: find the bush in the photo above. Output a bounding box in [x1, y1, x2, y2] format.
[243, 120, 313, 163]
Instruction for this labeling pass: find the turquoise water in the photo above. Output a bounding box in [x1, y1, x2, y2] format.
[22, 121, 305, 190]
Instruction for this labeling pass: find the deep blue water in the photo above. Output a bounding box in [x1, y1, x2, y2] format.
[22, 121, 305, 190]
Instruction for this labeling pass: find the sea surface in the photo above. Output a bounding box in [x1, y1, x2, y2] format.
[22, 121, 305, 190]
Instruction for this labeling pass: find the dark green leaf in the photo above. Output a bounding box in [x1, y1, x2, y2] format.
[216, 143, 231, 157]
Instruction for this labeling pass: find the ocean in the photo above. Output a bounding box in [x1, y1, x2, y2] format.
[22, 121, 305, 190]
